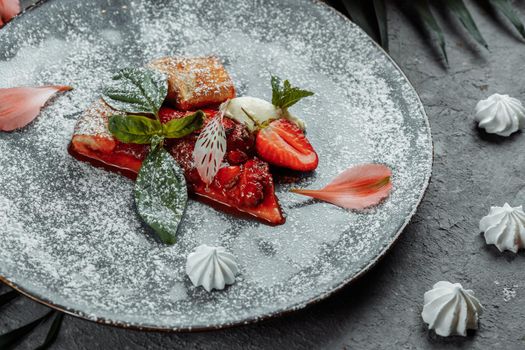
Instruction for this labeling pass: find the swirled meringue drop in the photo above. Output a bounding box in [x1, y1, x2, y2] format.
[475, 93, 525, 136]
[479, 203, 525, 253]
[422, 281, 482, 337]
[186, 244, 239, 292]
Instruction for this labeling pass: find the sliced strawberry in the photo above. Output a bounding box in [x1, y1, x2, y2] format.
[255, 119, 318, 172]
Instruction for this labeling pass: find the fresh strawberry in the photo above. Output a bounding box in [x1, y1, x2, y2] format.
[255, 119, 318, 172]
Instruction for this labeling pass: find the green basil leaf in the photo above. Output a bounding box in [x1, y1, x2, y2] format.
[134, 145, 187, 245]
[162, 110, 206, 138]
[102, 67, 168, 116]
[271, 75, 314, 109]
[108, 115, 163, 144]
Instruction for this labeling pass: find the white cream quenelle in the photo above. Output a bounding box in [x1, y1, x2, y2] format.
[221, 96, 306, 131]
[422, 281, 483, 337]
[475, 93, 525, 136]
[186, 244, 239, 292]
[479, 203, 525, 253]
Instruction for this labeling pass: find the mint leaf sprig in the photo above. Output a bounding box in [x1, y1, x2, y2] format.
[100, 66, 202, 245]
[271, 75, 314, 110]
[134, 143, 187, 245]
[104, 68, 205, 146]
[103, 67, 167, 117]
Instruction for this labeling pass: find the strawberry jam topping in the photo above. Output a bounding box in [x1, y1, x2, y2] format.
[222, 117, 255, 165]
[71, 105, 284, 224]
[162, 106, 269, 210]
[169, 134, 271, 209]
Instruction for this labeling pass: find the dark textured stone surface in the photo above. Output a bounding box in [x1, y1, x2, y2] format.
[2, 1, 525, 349]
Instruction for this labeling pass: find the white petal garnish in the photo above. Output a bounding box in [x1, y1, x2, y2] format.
[192, 103, 228, 184]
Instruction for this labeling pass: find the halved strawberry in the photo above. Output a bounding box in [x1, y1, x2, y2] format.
[255, 119, 318, 172]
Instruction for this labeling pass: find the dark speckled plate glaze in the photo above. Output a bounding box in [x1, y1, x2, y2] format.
[0, 0, 432, 331]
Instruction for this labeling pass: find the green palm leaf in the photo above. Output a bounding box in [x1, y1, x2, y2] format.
[414, 0, 448, 63]
[339, 0, 379, 42]
[339, 0, 388, 50]
[373, 0, 388, 50]
[489, 0, 525, 38]
[0, 291, 19, 309]
[35, 312, 65, 350]
[0, 311, 54, 350]
[445, 0, 488, 48]
[325, 0, 525, 67]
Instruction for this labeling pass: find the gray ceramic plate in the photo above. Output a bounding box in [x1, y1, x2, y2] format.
[0, 0, 432, 331]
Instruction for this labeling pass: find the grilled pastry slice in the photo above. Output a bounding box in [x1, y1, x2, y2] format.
[148, 56, 236, 111]
[69, 99, 149, 176]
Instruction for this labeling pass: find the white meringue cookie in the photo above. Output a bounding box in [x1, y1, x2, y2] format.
[479, 203, 525, 253]
[475, 93, 525, 136]
[186, 244, 239, 292]
[422, 281, 483, 337]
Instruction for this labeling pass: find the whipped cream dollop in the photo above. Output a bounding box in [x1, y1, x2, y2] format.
[222, 96, 306, 131]
[186, 244, 239, 292]
[479, 203, 525, 253]
[422, 281, 483, 337]
[475, 93, 525, 136]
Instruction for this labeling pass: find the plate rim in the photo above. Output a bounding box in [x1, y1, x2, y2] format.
[0, 0, 434, 332]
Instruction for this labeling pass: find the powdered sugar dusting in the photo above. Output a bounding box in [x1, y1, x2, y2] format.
[0, 0, 431, 329]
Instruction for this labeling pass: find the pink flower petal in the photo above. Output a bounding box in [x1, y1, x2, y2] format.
[0, 85, 72, 131]
[0, 0, 20, 27]
[291, 163, 392, 210]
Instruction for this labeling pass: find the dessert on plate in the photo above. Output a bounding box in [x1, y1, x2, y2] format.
[69, 56, 319, 226]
